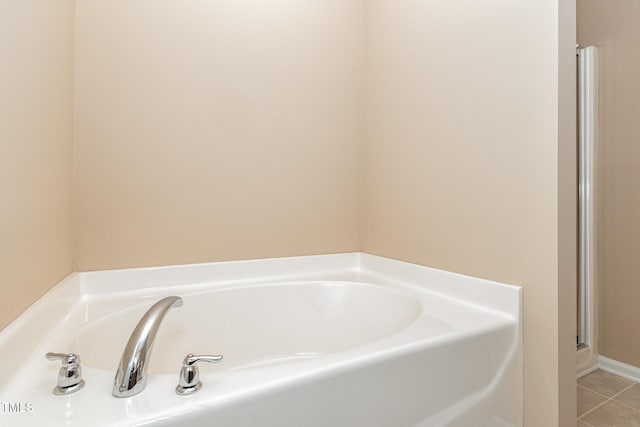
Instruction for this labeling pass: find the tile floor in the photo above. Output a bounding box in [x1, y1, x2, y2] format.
[578, 369, 640, 426]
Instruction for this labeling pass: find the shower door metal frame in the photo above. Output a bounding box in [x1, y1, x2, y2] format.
[577, 46, 598, 351]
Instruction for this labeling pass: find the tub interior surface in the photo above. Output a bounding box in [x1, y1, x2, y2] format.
[69, 282, 428, 374]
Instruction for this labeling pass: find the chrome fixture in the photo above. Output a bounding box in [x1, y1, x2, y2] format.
[113, 296, 183, 398]
[175, 353, 223, 396]
[46, 352, 85, 395]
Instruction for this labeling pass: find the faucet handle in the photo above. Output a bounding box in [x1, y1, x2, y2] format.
[184, 354, 223, 366]
[46, 352, 85, 395]
[175, 353, 223, 395]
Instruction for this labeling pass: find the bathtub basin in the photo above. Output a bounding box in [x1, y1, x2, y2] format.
[0, 253, 522, 427]
[70, 282, 426, 374]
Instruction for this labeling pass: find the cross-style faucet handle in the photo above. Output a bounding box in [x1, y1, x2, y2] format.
[46, 352, 85, 395]
[175, 353, 223, 395]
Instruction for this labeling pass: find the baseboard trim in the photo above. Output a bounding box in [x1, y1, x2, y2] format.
[578, 345, 599, 378]
[578, 364, 599, 379]
[598, 355, 640, 383]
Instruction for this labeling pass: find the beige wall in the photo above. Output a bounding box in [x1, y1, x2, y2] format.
[558, 1, 578, 425]
[363, 1, 576, 426]
[74, 0, 363, 270]
[578, 0, 640, 368]
[0, 2, 75, 329]
[1, 2, 579, 422]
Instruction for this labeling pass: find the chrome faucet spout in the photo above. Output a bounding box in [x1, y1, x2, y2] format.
[113, 296, 183, 397]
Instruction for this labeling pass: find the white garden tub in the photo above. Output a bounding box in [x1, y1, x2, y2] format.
[0, 253, 522, 426]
